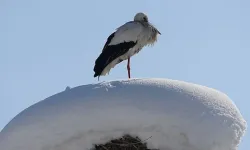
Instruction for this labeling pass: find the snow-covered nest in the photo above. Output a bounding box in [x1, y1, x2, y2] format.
[0, 78, 247, 150]
[91, 134, 154, 150]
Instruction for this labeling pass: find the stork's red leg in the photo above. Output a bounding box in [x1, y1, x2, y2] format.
[127, 57, 131, 79]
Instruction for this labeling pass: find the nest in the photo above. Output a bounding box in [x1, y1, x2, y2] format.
[91, 134, 159, 150]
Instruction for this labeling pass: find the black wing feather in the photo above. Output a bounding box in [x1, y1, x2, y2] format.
[93, 33, 137, 77]
[102, 32, 115, 52]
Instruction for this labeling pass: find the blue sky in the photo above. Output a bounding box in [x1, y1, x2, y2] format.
[1, 0, 249, 149]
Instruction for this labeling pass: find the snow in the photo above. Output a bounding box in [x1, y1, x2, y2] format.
[0, 78, 247, 150]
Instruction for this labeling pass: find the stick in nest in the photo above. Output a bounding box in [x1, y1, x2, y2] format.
[91, 134, 159, 150]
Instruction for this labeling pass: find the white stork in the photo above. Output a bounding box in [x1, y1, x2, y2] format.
[93, 12, 161, 80]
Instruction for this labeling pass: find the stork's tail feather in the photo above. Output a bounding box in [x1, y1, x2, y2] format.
[93, 66, 104, 78]
[93, 66, 101, 78]
[93, 73, 99, 78]
[93, 74, 100, 81]
[93, 53, 108, 78]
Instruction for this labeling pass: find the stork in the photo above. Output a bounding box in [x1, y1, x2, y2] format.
[93, 12, 161, 80]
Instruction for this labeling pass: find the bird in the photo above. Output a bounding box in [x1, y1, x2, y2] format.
[93, 12, 161, 80]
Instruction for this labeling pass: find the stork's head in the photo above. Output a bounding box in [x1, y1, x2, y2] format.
[134, 12, 148, 22]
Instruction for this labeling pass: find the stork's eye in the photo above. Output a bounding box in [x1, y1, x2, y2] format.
[143, 17, 148, 22]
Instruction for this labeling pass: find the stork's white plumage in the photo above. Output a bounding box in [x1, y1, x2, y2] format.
[93, 12, 161, 79]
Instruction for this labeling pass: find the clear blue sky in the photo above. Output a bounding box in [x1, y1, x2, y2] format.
[1, 0, 249, 149]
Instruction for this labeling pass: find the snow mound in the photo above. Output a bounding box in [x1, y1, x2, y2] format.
[0, 78, 247, 150]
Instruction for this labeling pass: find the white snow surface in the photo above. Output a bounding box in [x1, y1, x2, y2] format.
[0, 78, 247, 150]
